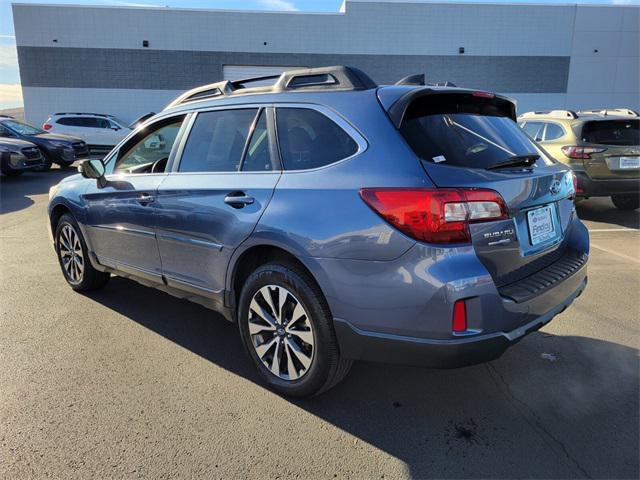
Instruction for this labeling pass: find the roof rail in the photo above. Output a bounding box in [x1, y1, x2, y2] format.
[519, 110, 578, 120]
[577, 108, 639, 117]
[165, 65, 377, 109]
[53, 112, 114, 118]
[0, 114, 15, 119]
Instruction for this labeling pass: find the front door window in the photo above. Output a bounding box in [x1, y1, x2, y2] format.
[112, 118, 185, 174]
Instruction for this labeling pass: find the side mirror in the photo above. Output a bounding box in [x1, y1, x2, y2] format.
[78, 159, 107, 187]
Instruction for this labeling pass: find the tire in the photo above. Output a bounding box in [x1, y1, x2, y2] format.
[611, 194, 640, 211]
[238, 262, 352, 397]
[35, 152, 53, 172]
[57, 159, 75, 168]
[1, 169, 23, 176]
[55, 213, 110, 291]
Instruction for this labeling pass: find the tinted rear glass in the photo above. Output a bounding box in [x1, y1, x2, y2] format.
[581, 120, 639, 146]
[400, 95, 545, 169]
[58, 117, 97, 127]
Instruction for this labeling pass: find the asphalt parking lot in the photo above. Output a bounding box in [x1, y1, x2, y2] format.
[1, 167, 638, 479]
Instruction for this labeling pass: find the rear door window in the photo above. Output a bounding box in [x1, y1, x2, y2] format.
[241, 109, 276, 172]
[58, 117, 93, 127]
[276, 108, 358, 170]
[400, 95, 543, 169]
[95, 118, 111, 129]
[581, 120, 640, 146]
[179, 109, 257, 173]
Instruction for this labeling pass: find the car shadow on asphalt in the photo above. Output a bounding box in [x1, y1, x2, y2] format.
[576, 198, 639, 229]
[85, 276, 639, 479]
[0, 168, 75, 215]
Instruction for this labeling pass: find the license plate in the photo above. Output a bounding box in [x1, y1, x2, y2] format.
[618, 157, 640, 169]
[527, 205, 557, 246]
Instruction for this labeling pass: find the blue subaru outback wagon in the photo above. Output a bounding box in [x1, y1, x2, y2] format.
[48, 66, 589, 396]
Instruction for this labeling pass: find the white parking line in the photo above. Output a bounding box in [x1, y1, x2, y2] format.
[588, 228, 639, 233]
[591, 243, 640, 264]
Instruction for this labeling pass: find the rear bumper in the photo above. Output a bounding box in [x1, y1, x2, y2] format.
[335, 274, 587, 368]
[308, 214, 590, 369]
[575, 171, 640, 197]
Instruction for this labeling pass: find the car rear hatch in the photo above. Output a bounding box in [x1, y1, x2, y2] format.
[578, 118, 640, 179]
[385, 89, 579, 290]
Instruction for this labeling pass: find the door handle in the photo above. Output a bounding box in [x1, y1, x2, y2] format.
[137, 193, 155, 205]
[224, 192, 254, 208]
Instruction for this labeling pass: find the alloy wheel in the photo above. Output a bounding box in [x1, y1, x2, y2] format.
[248, 285, 315, 381]
[58, 224, 84, 284]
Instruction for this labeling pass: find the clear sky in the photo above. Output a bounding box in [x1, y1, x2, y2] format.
[0, 0, 638, 109]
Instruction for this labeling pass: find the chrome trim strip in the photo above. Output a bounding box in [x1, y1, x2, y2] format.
[92, 224, 156, 238]
[158, 232, 223, 251]
[94, 254, 162, 280]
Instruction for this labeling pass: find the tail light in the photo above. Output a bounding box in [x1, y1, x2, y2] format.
[452, 299, 467, 332]
[571, 171, 578, 193]
[42, 123, 52, 131]
[569, 171, 584, 195]
[359, 188, 508, 244]
[561, 146, 605, 160]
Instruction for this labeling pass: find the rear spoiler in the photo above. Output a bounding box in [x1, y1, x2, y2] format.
[385, 88, 517, 128]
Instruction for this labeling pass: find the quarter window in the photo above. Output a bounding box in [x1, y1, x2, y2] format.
[179, 109, 257, 173]
[113, 117, 184, 173]
[276, 108, 358, 170]
[544, 123, 565, 141]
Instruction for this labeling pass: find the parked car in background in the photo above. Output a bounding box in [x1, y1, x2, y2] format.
[518, 109, 640, 210]
[48, 66, 588, 397]
[43, 113, 131, 152]
[0, 137, 45, 176]
[0, 116, 89, 171]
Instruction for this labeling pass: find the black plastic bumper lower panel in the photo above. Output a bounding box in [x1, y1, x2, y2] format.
[498, 249, 588, 303]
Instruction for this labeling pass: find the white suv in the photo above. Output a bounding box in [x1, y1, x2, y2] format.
[43, 113, 131, 150]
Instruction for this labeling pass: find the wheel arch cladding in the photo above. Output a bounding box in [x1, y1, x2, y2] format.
[49, 202, 72, 236]
[229, 244, 330, 318]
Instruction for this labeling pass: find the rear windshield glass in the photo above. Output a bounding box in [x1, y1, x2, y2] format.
[581, 120, 639, 146]
[400, 95, 546, 169]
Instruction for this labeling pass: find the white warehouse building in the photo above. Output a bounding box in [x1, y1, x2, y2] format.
[13, 0, 640, 125]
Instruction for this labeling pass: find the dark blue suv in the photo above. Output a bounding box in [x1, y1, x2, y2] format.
[47, 67, 589, 396]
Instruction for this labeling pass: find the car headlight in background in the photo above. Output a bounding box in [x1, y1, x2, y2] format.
[0, 147, 27, 167]
[49, 140, 72, 148]
[0, 146, 21, 154]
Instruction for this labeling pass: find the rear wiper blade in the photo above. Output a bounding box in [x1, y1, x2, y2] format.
[486, 154, 539, 170]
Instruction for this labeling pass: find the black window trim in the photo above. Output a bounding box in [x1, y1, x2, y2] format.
[238, 107, 263, 171]
[170, 104, 284, 175]
[273, 103, 368, 173]
[170, 106, 264, 174]
[118, 102, 367, 176]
